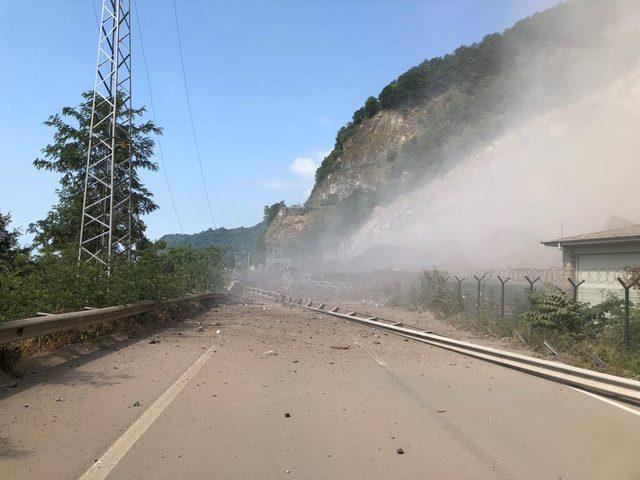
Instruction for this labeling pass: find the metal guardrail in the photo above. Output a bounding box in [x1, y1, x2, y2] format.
[245, 287, 640, 405]
[0, 291, 228, 345]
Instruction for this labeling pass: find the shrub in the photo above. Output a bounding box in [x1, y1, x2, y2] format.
[409, 269, 461, 316]
[0, 244, 227, 322]
[520, 286, 590, 338]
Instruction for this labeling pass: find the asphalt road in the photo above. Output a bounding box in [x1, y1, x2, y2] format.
[1, 298, 639, 479]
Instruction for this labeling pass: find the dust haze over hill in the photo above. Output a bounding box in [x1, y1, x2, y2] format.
[341, 0, 640, 271]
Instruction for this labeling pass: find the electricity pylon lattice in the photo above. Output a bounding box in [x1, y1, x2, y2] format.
[79, 0, 133, 268]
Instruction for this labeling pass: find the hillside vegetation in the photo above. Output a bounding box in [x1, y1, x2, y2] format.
[315, 0, 625, 188]
[265, 0, 640, 257]
[160, 222, 267, 253]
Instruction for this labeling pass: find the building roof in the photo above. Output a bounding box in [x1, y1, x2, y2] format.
[542, 224, 640, 247]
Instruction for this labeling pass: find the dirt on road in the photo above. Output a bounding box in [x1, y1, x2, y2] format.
[1, 296, 640, 480]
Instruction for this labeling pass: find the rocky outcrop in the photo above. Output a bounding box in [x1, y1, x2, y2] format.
[307, 108, 421, 207]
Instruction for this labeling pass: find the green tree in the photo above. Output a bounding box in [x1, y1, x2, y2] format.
[0, 211, 29, 267]
[363, 96, 380, 117]
[28, 92, 161, 253]
[263, 201, 285, 225]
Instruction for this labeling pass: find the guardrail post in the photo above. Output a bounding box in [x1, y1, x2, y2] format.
[617, 277, 638, 349]
[473, 274, 487, 317]
[567, 278, 585, 303]
[497, 276, 511, 317]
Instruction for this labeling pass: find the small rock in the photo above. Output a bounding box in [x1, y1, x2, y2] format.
[263, 350, 275, 356]
[132, 401, 142, 407]
[330, 345, 350, 350]
[397, 448, 404, 455]
[373, 341, 381, 345]
[437, 410, 446, 413]
[196, 326, 205, 333]
[216, 329, 221, 334]
[55, 397, 63, 402]
[149, 338, 160, 344]
[285, 413, 291, 418]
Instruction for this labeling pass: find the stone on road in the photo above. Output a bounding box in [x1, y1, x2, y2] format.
[1, 300, 640, 479]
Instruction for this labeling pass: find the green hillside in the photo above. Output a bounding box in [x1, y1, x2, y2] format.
[160, 222, 267, 253]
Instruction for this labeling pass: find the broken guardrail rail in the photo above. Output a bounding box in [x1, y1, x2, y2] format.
[245, 286, 640, 405]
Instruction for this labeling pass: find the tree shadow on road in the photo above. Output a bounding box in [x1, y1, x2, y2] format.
[0, 318, 199, 401]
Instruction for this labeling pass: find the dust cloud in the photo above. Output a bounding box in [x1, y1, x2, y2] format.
[344, 0, 640, 271]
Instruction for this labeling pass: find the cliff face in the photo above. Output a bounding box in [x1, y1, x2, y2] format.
[262, 207, 311, 248]
[263, 0, 640, 260]
[306, 108, 421, 208]
[263, 107, 422, 253]
[348, 63, 640, 269]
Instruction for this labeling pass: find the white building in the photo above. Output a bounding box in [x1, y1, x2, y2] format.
[543, 225, 640, 305]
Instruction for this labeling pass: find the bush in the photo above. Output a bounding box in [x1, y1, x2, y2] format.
[408, 269, 461, 316]
[0, 244, 227, 321]
[520, 286, 589, 337]
[520, 287, 627, 341]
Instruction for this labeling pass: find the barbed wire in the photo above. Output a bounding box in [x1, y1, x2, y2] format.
[441, 267, 635, 286]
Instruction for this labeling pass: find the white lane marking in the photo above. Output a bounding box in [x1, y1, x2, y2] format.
[79, 344, 217, 480]
[571, 387, 640, 418]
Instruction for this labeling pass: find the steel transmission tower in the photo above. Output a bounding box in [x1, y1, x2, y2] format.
[79, 0, 133, 268]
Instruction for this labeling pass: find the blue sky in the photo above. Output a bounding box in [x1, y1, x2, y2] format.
[0, 0, 559, 241]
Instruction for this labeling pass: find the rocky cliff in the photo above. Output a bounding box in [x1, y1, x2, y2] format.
[264, 0, 640, 263]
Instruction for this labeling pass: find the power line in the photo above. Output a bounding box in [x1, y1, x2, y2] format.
[91, 0, 100, 26]
[132, 0, 185, 235]
[172, 0, 217, 229]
